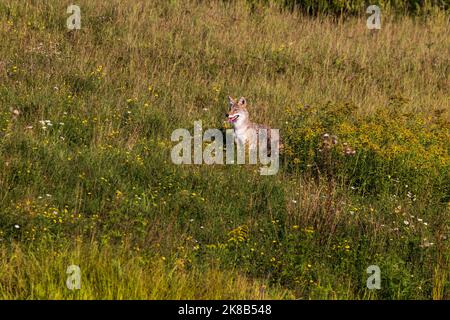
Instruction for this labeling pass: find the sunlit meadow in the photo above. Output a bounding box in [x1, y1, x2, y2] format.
[0, 1, 448, 299]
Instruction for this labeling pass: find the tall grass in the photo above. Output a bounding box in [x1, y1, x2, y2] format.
[0, 241, 292, 299]
[268, 0, 449, 16]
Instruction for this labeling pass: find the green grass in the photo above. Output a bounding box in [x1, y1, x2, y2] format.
[0, 241, 293, 299]
[0, 0, 448, 299]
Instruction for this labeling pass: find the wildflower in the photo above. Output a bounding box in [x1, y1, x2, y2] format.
[39, 120, 52, 129]
[14, 224, 20, 229]
[331, 135, 338, 144]
[420, 239, 434, 248]
[321, 133, 336, 150]
[343, 143, 356, 156]
[304, 227, 314, 234]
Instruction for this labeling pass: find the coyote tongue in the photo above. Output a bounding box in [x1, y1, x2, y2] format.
[228, 115, 239, 123]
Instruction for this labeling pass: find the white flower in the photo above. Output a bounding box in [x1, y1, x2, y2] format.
[14, 224, 20, 229]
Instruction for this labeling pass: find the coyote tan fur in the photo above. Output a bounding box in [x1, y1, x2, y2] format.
[226, 96, 280, 154]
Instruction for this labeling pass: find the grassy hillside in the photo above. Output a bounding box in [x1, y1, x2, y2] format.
[0, 0, 448, 299]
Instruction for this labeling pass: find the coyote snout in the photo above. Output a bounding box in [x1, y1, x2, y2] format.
[226, 96, 280, 154]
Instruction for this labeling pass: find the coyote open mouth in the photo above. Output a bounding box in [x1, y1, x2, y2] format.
[227, 114, 239, 123]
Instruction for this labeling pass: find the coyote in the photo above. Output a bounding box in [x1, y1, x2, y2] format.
[225, 96, 280, 154]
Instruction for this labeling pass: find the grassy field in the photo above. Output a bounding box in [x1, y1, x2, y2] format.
[0, 0, 448, 299]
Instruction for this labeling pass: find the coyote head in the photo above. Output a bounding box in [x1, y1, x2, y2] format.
[226, 96, 249, 126]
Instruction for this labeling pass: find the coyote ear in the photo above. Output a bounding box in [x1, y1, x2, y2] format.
[238, 97, 246, 106]
[227, 96, 235, 107]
